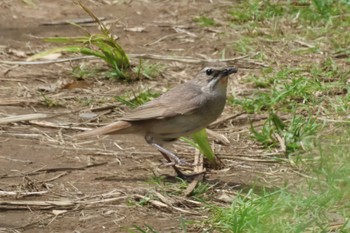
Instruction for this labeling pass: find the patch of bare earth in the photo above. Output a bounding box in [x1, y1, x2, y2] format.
[0, 1, 296, 232]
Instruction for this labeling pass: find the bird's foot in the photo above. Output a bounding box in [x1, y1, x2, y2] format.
[174, 169, 206, 180]
[162, 159, 193, 167]
[152, 143, 193, 166]
[151, 143, 203, 179]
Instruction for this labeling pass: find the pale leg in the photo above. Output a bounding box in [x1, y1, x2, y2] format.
[151, 143, 192, 166]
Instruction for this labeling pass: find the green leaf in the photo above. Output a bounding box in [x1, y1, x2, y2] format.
[190, 129, 216, 162]
[270, 112, 286, 131]
[44, 36, 91, 44]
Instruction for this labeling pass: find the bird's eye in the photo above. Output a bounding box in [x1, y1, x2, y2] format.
[206, 68, 213, 76]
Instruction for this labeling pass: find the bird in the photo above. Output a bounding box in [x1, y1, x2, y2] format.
[77, 67, 238, 178]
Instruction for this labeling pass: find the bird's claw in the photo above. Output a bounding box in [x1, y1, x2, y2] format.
[162, 160, 193, 167]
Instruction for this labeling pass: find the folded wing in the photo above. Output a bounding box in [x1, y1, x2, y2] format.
[122, 84, 207, 121]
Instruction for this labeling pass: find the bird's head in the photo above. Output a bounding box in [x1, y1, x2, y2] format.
[194, 67, 238, 93]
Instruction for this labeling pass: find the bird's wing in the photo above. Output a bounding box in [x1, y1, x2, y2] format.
[121, 84, 207, 121]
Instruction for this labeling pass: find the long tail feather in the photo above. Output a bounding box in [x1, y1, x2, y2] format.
[76, 120, 132, 138]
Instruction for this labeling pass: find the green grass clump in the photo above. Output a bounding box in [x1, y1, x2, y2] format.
[194, 16, 217, 27]
[231, 60, 349, 154]
[181, 129, 217, 166]
[31, 2, 130, 70]
[229, 0, 350, 25]
[229, 0, 284, 23]
[251, 112, 320, 154]
[207, 127, 350, 232]
[30, 2, 130, 79]
[30, 2, 161, 81]
[232, 67, 324, 113]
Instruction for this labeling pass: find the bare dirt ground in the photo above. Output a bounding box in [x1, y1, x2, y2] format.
[0, 1, 294, 232]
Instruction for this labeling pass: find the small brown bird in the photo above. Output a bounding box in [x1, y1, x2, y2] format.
[77, 67, 237, 177]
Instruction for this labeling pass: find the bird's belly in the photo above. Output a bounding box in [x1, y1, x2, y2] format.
[150, 115, 209, 138]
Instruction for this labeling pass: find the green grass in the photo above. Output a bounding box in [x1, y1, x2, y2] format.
[85, 0, 350, 232]
[194, 16, 217, 27]
[229, 0, 350, 24]
[230, 58, 349, 155]
[39, 92, 62, 107]
[207, 127, 350, 232]
[196, 1, 350, 232]
[30, 2, 162, 81]
[21, 0, 35, 5]
[181, 129, 217, 165]
[30, 2, 130, 79]
[251, 112, 320, 154]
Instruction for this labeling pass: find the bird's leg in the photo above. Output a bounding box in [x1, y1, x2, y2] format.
[151, 143, 205, 179]
[157, 150, 188, 178]
[151, 143, 192, 167]
[158, 150, 205, 179]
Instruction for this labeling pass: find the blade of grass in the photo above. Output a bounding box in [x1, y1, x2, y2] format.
[182, 129, 216, 164]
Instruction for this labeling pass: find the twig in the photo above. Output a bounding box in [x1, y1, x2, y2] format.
[206, 129, 230, 145]
[0, 113, 49, 124]
[0, 194, 127, 210]
[0, 56, 95, 65]
[38, 172, 70, 184]
[153, 191, 175, 206]
[0, 155, 32, 164]
[219, 156, 279, 163]
[210, 112, 247, 127]
[0, 191, 48, 197]
[317, 117, 350, 123]
[290, 169, 316, 180]
[0, 200, 75, 208]
[294, 39, 315, 48]
[84, 196, 128, 205]
[0, 133, 44, 139]
[90, 103, 121, 112]
[274, 133, 286, 154]
[0, 162, 108, 178]
[41, 17, 106, 26]
[184, 152, 204, 196]
[144, 33, 179, 46]
[29, 120, 92, 131]
[0, 98, 45, 106]
[34, 162, 108, 174]
[0, 109, 88, 124]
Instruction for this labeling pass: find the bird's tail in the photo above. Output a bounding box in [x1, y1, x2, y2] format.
[76, 120, 132, 138]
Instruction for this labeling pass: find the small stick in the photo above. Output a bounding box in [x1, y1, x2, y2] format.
[0, 191, 48, 197]
[29, 120, 91, 131]
[0, 114, 48, 124]
[209, 112, 247, 127]
[38, 172, 70, 184]
[184, 151, 204, 196]
[0, 162, 107, 178]
[0, 56, 95, 65]
[41, 17, 106, 26]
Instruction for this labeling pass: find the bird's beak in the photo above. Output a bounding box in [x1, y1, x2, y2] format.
[207, 67, 238, 90]
[220, 67, 238, 77]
